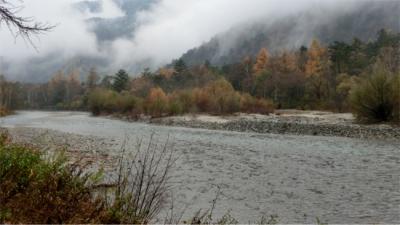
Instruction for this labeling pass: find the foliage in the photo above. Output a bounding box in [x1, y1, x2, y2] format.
[113, 69, 130, 93]
[144, 87, 169, 117]
[88, 88, 140, 115]
[0, 138, 112, 223]
[350, 63, 400, 123]
[0, 106, 11, 117]
[1, 29, 398, 124]
[0, 132, 174, 224]
[174, 58, 188, 74]
[253, 48, 269, 75]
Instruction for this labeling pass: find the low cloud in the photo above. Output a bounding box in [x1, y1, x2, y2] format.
[0, 0, 374, 80]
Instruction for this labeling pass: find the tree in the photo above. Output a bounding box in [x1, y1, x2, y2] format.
[48, 71, 67, 105]
[113, 69, 129, 93]
[145, 87, 168, 117]
[305, 39, 332, 102]
[262, 51, 304, 107]
[86, 67, 99, 90]
[0, 75, 13, 109]
[253, 48, 269, 75]
[329, 41, 352, 74]
[142, 67, 152, 77]
[66, 69, 82, 103]
[0, 0, 54, 43]
[174, 59, 187, 74]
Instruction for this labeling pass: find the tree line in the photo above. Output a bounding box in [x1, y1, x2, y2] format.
[0, 29, 398, 123]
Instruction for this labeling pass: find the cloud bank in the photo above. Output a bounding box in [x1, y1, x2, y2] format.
[0, 0, 374, 80]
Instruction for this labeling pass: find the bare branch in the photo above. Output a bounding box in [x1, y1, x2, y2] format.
[0, 0, 55, 46]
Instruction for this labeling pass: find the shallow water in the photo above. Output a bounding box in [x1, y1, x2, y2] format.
[1, 111, 399, 223]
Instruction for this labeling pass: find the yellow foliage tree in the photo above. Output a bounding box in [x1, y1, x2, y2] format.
[304, 39, 331, 101]
[253, 48, 270, 75]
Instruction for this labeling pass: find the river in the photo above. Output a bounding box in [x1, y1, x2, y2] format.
[1, 111, 399, 223]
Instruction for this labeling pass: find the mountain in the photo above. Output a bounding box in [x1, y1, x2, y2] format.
[2, 0, 399, 82]
[1, 0, 154, 82]
[86, 0, 156, 42]
[179, 0, 400, 66]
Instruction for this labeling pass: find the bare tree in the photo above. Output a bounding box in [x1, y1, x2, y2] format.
[0, 0, 54, 43]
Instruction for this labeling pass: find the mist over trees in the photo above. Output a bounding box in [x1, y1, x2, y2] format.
[1, 29, 398, 123]
[0, 0, 399, 82]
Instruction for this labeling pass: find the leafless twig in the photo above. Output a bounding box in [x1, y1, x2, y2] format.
[0, 0, 55, 47]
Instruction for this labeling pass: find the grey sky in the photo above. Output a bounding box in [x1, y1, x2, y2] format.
[0, 0, 367, 79]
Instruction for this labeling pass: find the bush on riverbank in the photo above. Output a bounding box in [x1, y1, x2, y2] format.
[88, 78, 274, 118]
[0, 106, 11, 117]
[0, 132, 173, 223]
[350, 63, 400, 124]
[0, 137, 111, 223]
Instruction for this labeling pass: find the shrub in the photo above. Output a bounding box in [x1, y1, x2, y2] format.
[110, 135, 175, 223]
[169, 90, 195, 115]
[144, 87, 169, 117]
[350, 64, 400, 123]
[88, 89, 141, 115]
[193, 88, 213, 112]
[168, 97, 185, 115]
[240, 93, 274, 114]
[200, 78, 241, 114]
[0, 106, 11, 117]
[0, 133, 174, 224]
[0, 140, 112, 223]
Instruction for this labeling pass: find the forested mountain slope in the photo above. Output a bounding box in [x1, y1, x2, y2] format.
[180, 0, 400, 66]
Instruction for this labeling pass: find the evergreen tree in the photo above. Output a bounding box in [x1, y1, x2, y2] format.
[174, 59, 187, 74]
[113, 69, 130, 93]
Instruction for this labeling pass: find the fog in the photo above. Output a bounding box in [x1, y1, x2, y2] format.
[0, 0, 379, 80]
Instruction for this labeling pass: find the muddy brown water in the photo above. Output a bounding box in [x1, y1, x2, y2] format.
[1, 111, 399, 223]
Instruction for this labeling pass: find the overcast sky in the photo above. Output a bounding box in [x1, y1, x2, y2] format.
[0, 0, 364, 79]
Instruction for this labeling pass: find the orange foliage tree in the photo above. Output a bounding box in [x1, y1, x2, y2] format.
[144, 87, 168, 117]
[253, 48, 270, 75]
[305, 39, 331, 102]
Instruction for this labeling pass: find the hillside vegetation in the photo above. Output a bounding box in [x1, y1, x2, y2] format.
[1, 29, 398, 123]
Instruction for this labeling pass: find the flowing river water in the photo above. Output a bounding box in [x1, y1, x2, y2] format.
[1, 111, 399, 223]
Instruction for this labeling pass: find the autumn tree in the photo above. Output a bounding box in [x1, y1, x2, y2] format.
[158, 67, 174, 79]
[305, 39, 332, 104]
[241, 56, 255, 93]
[48, 71, 67, 106]
[0, 75, 13, 109]
[65, 69, 82, 103]
[266, 51, 305, 107]
[253, 48, 270, 75]
[86, 67, 99, 90]
[145, 87, 168, 117]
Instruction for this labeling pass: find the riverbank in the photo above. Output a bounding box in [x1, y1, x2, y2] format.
[1, 111, 399, 223]
[111, 110, 400, 140]
[0, 107, 13, 117]
[1, 127, 117, 170]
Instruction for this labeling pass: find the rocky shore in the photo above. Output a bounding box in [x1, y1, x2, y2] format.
[150, 110, 400, 140]
[2, 127, 118, 170]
